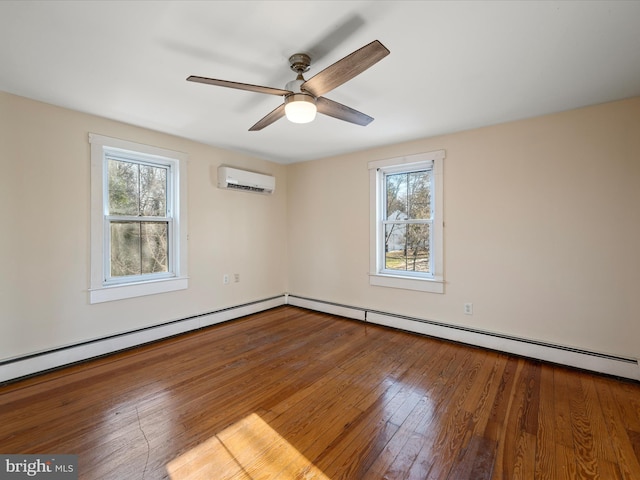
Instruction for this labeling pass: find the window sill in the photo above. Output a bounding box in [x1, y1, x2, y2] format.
[89, 276, 188, 304]
[369, 273, 444, 293]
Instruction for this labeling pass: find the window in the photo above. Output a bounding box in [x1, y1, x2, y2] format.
[369, 150, 444, 293]
[89, 134, 188, 303]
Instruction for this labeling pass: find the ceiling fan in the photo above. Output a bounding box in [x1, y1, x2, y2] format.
[187, 40, 390, 131]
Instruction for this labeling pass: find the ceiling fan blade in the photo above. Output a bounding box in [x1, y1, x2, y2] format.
[301, 40, 390, 97]
[187, 76, 291, 96]
[316, 97, 374, 126]
[249, 103, 286, 131]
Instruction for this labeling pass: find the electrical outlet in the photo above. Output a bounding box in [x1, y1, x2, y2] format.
[234, 273, 240, 283]
[223, 274, 230, 285]
[464, 303, 473, 315]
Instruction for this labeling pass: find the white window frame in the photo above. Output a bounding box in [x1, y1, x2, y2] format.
[369, 150, 445, 293]
[89, 133, 188, 303]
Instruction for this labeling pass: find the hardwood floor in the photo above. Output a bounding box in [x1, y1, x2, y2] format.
[1, 306, 639, 479]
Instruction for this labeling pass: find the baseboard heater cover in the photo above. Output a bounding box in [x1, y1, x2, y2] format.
[286, 295, 640, 381]
[4, 294, 637, 383]
[287, 295, 366, 321]
[0, 295, 286, 384]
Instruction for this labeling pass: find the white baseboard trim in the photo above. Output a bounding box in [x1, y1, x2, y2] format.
[287, 295, 640, 381]
[0, 295, 286, 384]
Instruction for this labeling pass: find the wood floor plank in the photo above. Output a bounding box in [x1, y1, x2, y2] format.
[483, 355, 522, 444]
[592, 376, 640, 480]
[1, 306, 640, 480]
[580, 375, 618, 464]
[566, 369, 602, 479]
[610, 381, 640, 433]
[552, 366, 575, 449]
[534, 364, 557, 480]
[446, 434, 497, 480]
[488, 357, 527, 479]
[629, 431, 640, 468]
[555, 443, 579, 480]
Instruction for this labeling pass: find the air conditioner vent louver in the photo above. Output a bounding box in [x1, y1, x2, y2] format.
[218, 166, 275, 195]
[227, 183, 267, 193]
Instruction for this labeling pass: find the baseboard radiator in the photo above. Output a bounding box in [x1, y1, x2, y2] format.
[286, 294, 640, 381]
[0, 296, 285, 384]
[2, 294, 638, 384]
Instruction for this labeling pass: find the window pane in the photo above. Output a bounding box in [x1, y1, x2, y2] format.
[141, 222, 169, 273]
[110, 222, 142, 277]
[110, 222, 169, 277]
[407, 170, 431, 219]
[385, 170, 430, 220]
[139, 164, 167, 216]
[386, 173, 407, 220]
[108, 160, 167, 217]
[108, 159, 139, 216]
[384, 223, 430, 273]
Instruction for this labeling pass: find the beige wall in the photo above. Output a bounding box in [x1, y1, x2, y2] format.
[2, 91, 639, 365]
[0, 92, 288, 360]
[287, 97, 640, 360]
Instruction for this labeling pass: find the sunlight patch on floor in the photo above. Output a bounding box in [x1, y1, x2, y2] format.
[166, 413, 331, 479]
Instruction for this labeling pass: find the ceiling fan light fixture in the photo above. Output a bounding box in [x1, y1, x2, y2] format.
[284, 93, 317, 124]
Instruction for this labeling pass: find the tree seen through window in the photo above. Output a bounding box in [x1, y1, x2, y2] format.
[107, 159, 169, 278]
[384, 170, 432, 273]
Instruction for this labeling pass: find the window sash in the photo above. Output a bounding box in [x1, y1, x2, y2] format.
[103, 153, 174, 217]
[103, 218, 175, 285]
[378, 163, 435, 279]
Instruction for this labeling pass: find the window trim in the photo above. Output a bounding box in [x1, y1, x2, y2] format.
[369, 150, 445, 293]
[89, 133, 188, 304]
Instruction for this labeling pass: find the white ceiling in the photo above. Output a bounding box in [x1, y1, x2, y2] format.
[1, 1, 639, 164]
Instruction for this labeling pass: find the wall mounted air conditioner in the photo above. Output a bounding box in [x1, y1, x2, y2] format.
[217, 166, 276, 194]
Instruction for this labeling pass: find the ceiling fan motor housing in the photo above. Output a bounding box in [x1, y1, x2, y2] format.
[285, 77, 306, 94]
